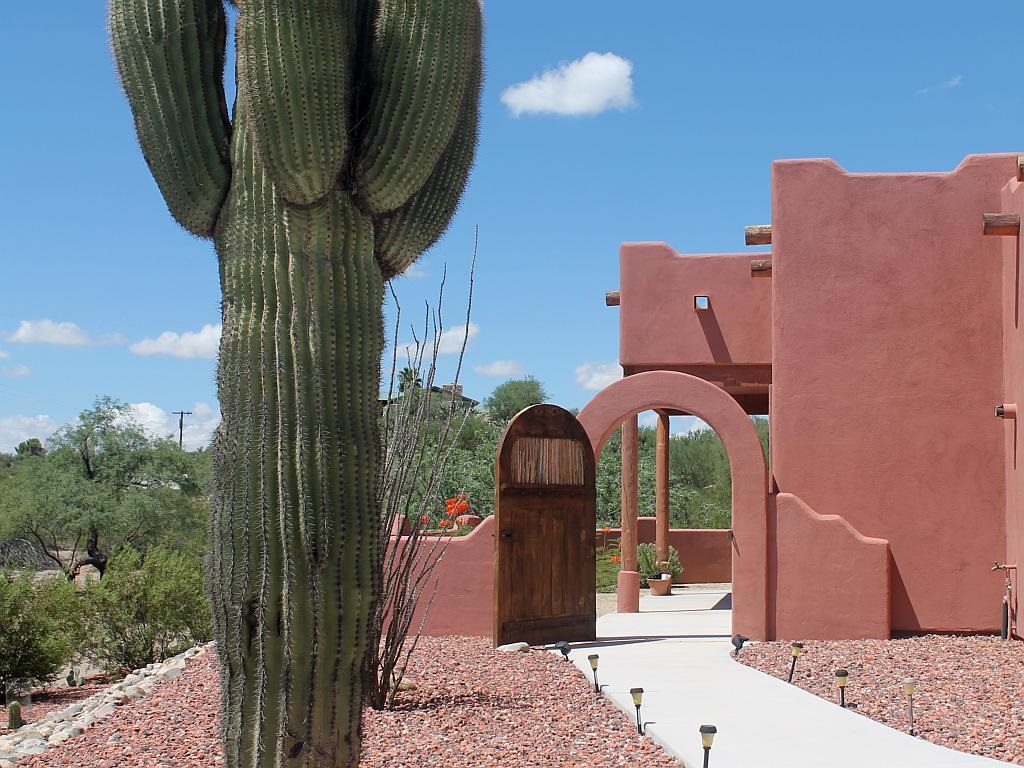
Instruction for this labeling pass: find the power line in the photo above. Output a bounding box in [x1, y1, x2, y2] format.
[171, 410, 192, 449]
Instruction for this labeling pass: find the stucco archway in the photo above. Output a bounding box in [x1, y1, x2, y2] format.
[577, 370, 769, 640]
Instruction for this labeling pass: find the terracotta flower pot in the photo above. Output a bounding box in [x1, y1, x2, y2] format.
[649, 576, 672, 596]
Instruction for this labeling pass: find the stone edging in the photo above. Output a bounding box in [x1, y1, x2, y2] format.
[0, 642, 212, 768]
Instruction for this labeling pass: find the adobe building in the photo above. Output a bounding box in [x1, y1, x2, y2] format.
[578, 153, 1024, 641]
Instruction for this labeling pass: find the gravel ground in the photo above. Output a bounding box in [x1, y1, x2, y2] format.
[22, 637, 681, 768]
[739, 635, 1024, 764]
[1, 681, 106, 735]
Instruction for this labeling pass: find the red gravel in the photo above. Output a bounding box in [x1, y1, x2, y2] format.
[1, 679, 107, 735]
[739, 635, 1024, 764]
[22, 637, 681, 767]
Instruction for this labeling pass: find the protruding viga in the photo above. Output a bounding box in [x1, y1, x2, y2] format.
[109, 2, 482, 766]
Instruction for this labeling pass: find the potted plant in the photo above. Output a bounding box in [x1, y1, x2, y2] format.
[637, 543, 684, 596]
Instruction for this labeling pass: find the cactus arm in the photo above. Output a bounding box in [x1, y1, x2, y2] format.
[356, 0, 483, 216]
[235, 0, 353, 206]
[375, 62, 481, 278]
[110, 0, 232, 237]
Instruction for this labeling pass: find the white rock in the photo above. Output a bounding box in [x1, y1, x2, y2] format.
[160, 667, 183, 681]
[93, 703, 116, 720]
[124, 686, 145, 700]
[496, 642, 531, 653]
[1, 758, 15, 768]
[49, 729, 73, 745]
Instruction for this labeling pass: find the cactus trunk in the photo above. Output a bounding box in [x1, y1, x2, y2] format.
[110, 0, 481, 764]
[209, 109, 383, 768]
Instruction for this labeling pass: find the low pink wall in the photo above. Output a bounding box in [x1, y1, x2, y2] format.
[771, 493, 890, 640]
[599, 519, 732, 584]
[396, 516, 495, 638]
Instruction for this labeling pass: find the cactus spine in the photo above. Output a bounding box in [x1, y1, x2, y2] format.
[109, 2, 482, 766]
[7, 701, 23, 730]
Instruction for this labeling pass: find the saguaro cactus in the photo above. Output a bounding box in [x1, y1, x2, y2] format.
[109, 2, 481, 766]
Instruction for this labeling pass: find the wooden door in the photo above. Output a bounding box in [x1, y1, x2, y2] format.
[493, 404, 596, 646]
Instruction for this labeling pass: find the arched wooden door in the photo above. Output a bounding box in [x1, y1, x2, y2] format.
[493, 404, 596, 646]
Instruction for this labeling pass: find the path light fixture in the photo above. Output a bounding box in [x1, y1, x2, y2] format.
[731, 634, 749, 657]
[554, 641, 570, 661]
[588, 654, 600, 693]
[630, 688, 644, 734]
[699, 724, 717, 768]
[787, 642, 803, 683]
[835, 669, 849, 708]
[902, 677, 917, 736]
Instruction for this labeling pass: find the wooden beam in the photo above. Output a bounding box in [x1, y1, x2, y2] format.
[1018, 155, 1024, 183]
[983, 213, 1021, 237]
[605, 290, 620, 306]
[751, 259, 773, 276]
[745, 224, 772, 245]
[620, 415, 639, 573]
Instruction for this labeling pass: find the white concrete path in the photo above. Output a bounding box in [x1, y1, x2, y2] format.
[564, 587, 1010, 768]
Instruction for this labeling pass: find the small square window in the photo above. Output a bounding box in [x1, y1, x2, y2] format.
[694, 295, 710, 310]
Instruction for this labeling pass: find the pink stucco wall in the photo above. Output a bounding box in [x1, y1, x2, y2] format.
[772, 494, 890, 639]
[1000, 175, 1024, 635]
[599, 520, 732, 584]
[619, 244, 771, 370]
[771, 155, 1015, 634]
[398, 516, 495, 638]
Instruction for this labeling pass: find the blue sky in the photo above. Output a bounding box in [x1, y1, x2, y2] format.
[0, 1, 1020, 450]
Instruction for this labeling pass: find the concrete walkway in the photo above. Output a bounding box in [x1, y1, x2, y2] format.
[564, 587, 1010, 768]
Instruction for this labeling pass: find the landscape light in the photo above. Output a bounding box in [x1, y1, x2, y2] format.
[630, 687, 644, 734]
[699, 724, 717, 768]
[835, 669, 849, 708]
[902, 677, 917, 735]
[731, 634, 749, 657]
[787, 642, 803, 683]
[554, 641, 570, 661]
[588, 654, 600, 693]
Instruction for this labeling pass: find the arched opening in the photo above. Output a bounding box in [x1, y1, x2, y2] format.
[578, 371, 770, 640]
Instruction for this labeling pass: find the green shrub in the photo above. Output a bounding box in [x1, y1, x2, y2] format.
[0, 572, 81, 696]
[636, 543, 684, 587]
[83, 547, 211, 676]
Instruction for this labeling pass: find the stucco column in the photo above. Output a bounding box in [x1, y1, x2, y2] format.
[656, 410, 670, 564]
[617, 413, 640, 612]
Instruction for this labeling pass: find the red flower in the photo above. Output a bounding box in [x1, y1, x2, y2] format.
[610, 554, 621, 564]
[420, 515, 430, 526]
[439, 519, 452, 529]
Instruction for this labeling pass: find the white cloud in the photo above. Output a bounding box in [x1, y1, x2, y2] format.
[0, 350, 7, 359]
[473, 360, 526, 377]
[0, 364, 30, 379]
[638, 411, 658, 428]
[0, 414, 58, 453]
[916, 74, 962, 95]
[130, 323, 221, 359]
[401, 262, 430, 279]
[437, 323, 479, 355]
[502, 51, 636, 117]
[129, 401, 221, 450]
[671, 416, 710, 436]
[575, 361, 621, 390]
[8, 320, 121, 347]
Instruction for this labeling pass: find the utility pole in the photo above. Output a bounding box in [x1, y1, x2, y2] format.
[171, 410, 192, 449]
